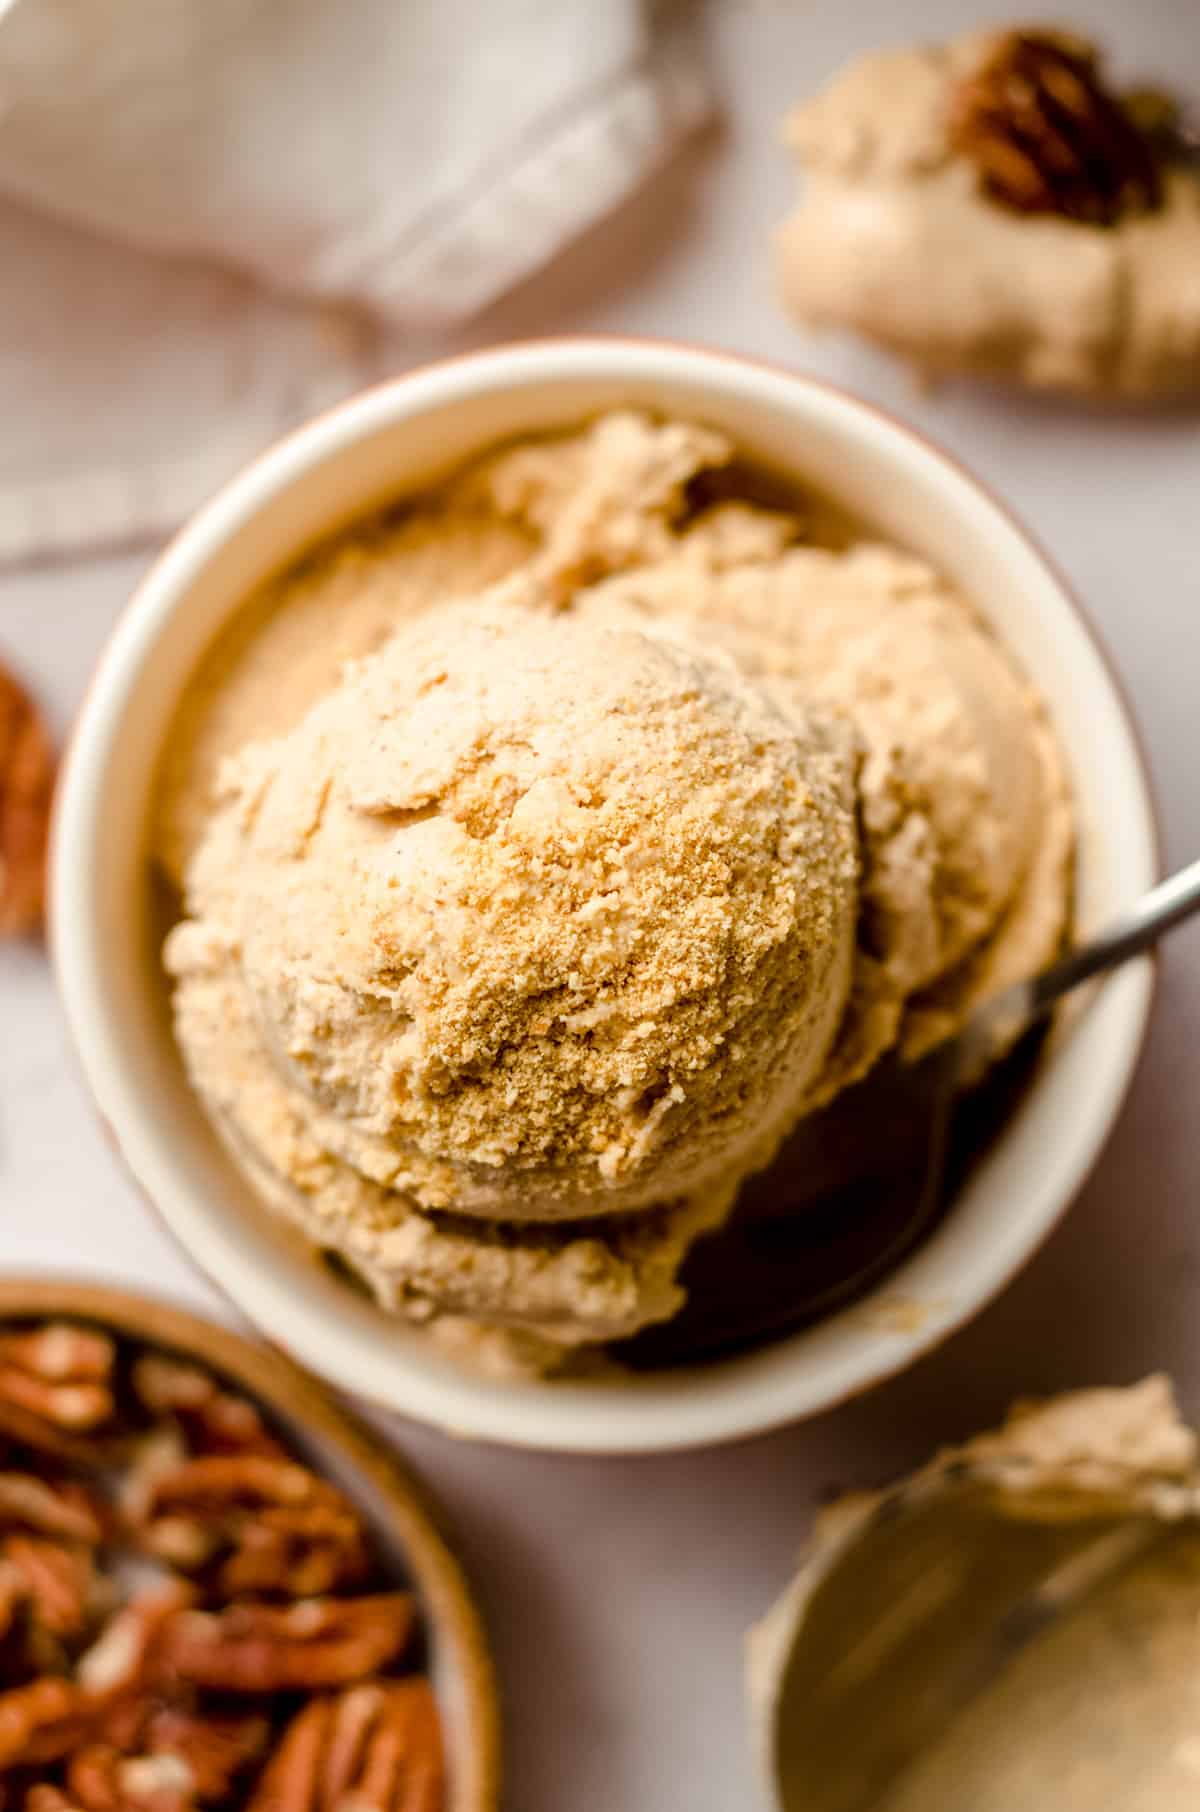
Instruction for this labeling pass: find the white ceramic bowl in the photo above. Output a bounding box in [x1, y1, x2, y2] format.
[52, 338, 1157, 1454]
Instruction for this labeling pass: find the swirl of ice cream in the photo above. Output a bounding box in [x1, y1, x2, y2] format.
[167, 593, 861, 1224]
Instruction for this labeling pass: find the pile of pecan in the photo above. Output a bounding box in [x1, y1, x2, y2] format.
[949, 30, 1166, 226]
[0, 1321, 444, 1809]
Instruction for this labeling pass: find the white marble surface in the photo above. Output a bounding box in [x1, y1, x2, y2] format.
[2, 3, 1200, 1806]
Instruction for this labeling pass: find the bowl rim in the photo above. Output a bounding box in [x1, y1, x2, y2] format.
[0, 1275, 501, 1810]
[50, 334, 1160, 1454]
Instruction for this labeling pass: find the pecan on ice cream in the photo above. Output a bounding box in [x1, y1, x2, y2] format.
[950, 30, 1163, 224]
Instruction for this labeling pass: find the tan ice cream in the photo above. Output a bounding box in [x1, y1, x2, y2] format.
[157, 411, 1073, 1371]
[166, 594, 860, 1224]
[573, 532, 1070, 1075]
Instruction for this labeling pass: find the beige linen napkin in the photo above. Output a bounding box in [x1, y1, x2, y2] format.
[0, 0, 709, 563]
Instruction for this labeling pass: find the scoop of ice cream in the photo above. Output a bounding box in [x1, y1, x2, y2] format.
[573, 528, 1068, 1083]
[168, 593, 860, 1224]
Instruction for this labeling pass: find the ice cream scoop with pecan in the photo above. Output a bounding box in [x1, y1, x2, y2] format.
[775, 27, 1200, 396]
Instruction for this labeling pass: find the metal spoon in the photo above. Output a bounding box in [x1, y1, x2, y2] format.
[619, 857, 1200, 1371]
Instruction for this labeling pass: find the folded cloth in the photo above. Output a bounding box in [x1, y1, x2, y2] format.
[0, 0, 709, 564]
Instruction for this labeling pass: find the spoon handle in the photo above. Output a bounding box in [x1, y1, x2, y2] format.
[1029, 854, 1200, 1013]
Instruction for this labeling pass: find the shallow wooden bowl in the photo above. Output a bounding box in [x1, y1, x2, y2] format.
[0, 1276, 501, 1812]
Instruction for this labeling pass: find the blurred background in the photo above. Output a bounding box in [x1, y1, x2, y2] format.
[1, 4, 1199, 1808]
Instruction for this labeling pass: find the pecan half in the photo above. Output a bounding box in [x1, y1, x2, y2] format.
[19, 1703, 268, 1807]
[2, 1535, 96, 1637]
[0, 1397, 94, 1463]
[0, 1676, 90, 1767]
[0, 1591, 194, 1774]
[130, 1358, 286, 1461]
[67, 1746, 195, 1812]
[134, 1707, 269, 1802]
[0, 1474, 104, 1546]
[134, 1456, 368, 1600]
[950, 30, 1163, 224]
[0, 1327, 114, 1387]
[24, 1790, 77, 1812]
[244, 1697, 331, 1812]
[0, 660, 54, 940]
[0, 1373, 113, 1434]
[157, 1594, 415, 1693]
[246, 1680, 443, 1812]
[76, 1584, 195, 1701]
[0, 1326, 115, 1456]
